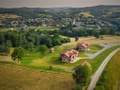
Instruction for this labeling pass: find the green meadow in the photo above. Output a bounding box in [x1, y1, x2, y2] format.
[20, 44, 104, 73]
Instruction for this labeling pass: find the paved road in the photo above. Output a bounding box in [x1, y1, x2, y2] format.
[87, 47, 120, 90]
[86, 44, 120, 59]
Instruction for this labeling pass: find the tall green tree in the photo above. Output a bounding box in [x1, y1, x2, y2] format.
[11, 46, 25, 64]
[39, 45, 48, 55]
[75, 36, 79, 41]
[93, 30, 100, 38]
[0, 33, 5, 44]
[109, 28, 115, 35]
[72, 65, 90, 87]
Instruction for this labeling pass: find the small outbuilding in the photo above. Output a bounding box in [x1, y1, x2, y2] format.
[50, 48, 55, 53]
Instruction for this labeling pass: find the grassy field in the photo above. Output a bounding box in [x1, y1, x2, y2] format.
[27, 26, 59, 31]
[0, 63, 75, 90]
[0, 44, 103, 73]
[79, 12, 94, 18]
[0, 35, 120, 73]
[63, 35, 120, 46]
[0, 46, 119, 90]
[94, 50, 120, 90]
[20, 44, 103, 72]
[0, 27, 20, 32]
[0, 35, 120, 90]
[0, 14, 20, 19]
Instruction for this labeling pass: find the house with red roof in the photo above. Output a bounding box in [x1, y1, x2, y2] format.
[77, 42, 89, 52]
[60, 49, 78, 63]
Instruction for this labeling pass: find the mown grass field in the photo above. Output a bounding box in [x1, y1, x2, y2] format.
[27, 26, 59, 31]
[0, 63, 75, 90]
[0, 14, 20, 19]
[20, 44, 103, 72]
[94, 50, 120, 90]
[63, 35, 120, 46]
[79, 12, 94, 18]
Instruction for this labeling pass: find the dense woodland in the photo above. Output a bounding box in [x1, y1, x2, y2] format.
[0, 29, 70, 54]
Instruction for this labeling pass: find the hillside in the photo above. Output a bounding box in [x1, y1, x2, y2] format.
[0, 5, 120, 18]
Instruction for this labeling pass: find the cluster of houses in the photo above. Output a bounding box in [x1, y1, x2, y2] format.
[50, 42, 89, 63]
[73, 17, 114, 30]
[59, 42, 89, 63]
[2, 17, 72, 29]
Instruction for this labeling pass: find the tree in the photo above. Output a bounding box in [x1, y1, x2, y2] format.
[93, 30, 100, 39]
[6, 40, 12, 48]
[39, 45, 48, 55]
[72, 84, 82, 90]
[0, 33, 5, 44]
[11, 46, 25, 64]
[0, 40, 12, 55]
[72, 65, 90, 87]
[109, 28, 115, 35]
[0, 43, 6, 54]
[100, 36, 104, 40]
[84, 32, 89, 37]
[75, 36, 79, 42]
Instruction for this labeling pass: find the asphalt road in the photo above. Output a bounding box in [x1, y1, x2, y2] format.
[86, 44, 120, 59]
[87, 47, 120, 90]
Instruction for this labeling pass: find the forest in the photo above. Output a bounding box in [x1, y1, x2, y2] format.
[0, 29, 70, 54]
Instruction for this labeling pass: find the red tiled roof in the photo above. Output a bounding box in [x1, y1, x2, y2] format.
[50, 48, 54, 51]
[77, 42, 89, 49]
[60, 49, 78, 58]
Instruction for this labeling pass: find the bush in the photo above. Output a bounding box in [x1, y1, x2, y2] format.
[94, 86, 104, 90]
[72, 84, 82, 90]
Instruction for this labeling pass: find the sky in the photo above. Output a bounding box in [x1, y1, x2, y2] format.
[0, 0, 120, 8]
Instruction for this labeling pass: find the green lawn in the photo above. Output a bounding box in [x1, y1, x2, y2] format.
[21, 44, 103, 72]
[28, 26, 59, 31]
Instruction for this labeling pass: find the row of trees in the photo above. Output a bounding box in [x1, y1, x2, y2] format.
[0, 29, 70, 54]
[60, 26, 116, 37]
[0, 40, 12, 55]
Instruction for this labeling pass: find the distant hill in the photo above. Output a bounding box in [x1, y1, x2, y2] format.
[0, 5, 119, 18]
[0, 8, 44, 18]
[0, 5, 120, 30]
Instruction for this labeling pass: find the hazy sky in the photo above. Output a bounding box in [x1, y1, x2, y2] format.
[0, 0, 120, 8]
